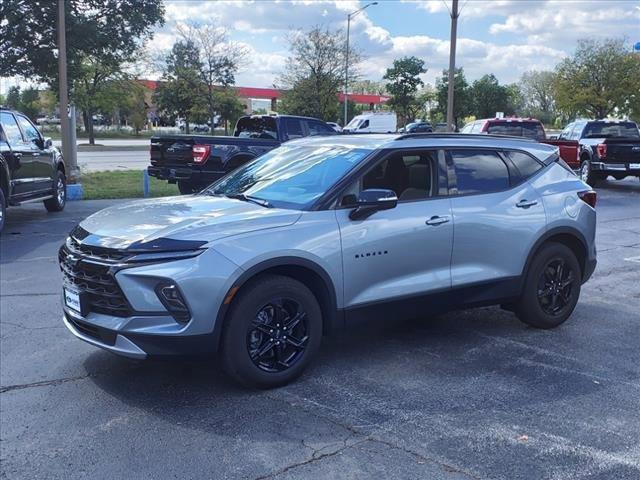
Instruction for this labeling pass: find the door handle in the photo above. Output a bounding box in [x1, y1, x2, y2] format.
[426, 215, 450, 226]
[516, 199, 538, 209]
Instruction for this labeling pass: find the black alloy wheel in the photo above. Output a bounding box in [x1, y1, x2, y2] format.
[536, 257, 576, 316]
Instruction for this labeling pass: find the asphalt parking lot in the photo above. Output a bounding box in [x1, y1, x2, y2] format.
[1, 178, 639, 480]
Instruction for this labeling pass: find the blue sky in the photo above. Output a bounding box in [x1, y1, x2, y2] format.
[1, 0, 639, 93]
[152, 0, 639, 88]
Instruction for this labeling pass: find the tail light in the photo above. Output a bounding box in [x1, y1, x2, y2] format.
[578, 190, 597, 208]
[596, 143, 607, 159]
[192, 144, 211, 164]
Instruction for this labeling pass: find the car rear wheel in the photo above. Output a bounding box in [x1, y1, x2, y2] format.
[516, 242, 581, 329]
[579, 159, 604, 187]
[44, 170, 66, 212]
[221, 274, 322, 388]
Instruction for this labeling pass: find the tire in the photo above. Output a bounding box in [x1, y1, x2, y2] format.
[579, 159, 604, 187]
[0, 187, 6, 234]
[177, 180, 202, 195]
[44, 169, 66, 212]
[516, 242, 581, 329]
[221, 274, 323, 388]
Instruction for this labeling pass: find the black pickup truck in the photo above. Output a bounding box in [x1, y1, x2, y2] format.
[148, 114, 337, 193]
[558, 119, 640, 186]
[0, 108, 67, 233]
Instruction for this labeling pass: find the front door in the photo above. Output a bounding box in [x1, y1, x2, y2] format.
[15, 113, 54, 193]
[335, 149, 453, 313]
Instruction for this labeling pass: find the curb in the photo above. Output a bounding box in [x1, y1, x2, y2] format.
[67, 184, 84, 201]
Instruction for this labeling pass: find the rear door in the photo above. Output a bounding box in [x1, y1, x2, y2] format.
[447, 148, 546, 289]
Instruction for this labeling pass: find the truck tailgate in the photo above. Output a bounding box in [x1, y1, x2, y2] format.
[150, 137, 194, 168]
[603, 138, 640, 163]
[540, 139, 580, 167]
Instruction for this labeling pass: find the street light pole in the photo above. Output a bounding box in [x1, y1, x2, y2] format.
[446, 0, 459, 132]
[344, 2, 378, 126]
[57, 0, 78, 180]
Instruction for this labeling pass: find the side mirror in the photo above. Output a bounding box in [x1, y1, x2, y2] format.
[349, 189, 398, 220]
[44, 137, 53, 148]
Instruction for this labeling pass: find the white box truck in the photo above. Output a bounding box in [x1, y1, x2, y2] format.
[343, 112, 397, 133]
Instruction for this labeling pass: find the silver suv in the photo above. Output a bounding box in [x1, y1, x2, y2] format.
[59, 134, 597, 388]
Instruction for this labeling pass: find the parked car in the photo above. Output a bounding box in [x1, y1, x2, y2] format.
[148, 114, 338, 194]
[461, 117, 580, 167]
[342, 111, 397, 133]
[0, 108, 67, 233]
[326, 122, 342, 133]
[557, 119, 640, 186]
[400, 121, 433, 133]
[60, 133, 596, 388]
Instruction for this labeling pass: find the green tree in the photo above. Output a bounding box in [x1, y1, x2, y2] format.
[470, 74, 510, 118]
[279, 26, 358, 121]
[505, 83, 525, 117]
[20, 87, 41, 121]
[155, 40, 206, 134]
[383, 56, 427, 125]
[215, 88, 246, 135]
[553, 38, 640, 119]
[518, 70, 556, 123]
[435, 68, 471, 127]
[6, 86, 21, 110]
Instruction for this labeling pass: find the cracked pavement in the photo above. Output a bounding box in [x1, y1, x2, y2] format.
[1, 178, 639, 479]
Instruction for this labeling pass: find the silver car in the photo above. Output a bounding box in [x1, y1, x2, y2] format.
[59, 134, 597, 388]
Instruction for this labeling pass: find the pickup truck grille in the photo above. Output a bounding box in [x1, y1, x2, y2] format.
[59, 243, 132, 317]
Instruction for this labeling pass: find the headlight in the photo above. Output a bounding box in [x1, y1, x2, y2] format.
[127, 249, 204, 263]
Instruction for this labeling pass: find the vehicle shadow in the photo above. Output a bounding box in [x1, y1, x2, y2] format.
[597, 177, 640, 193]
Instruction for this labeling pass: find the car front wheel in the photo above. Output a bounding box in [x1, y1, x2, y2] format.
[516, 242, 581, 329]
[221, 274, 323, 388]
[44, 170, 66, 212]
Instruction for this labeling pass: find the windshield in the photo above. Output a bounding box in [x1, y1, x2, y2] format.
[345, 118, 362, 129]
[204, 145, 372, 209]
[234, 117, 278, 139]
[583, 122, 640, 138]
[487, 121, 546, 140]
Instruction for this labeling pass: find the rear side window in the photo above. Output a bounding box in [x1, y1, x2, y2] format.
[486, 121, 545, 140]
[504, 150, 543, 180]
[0, 112, 24, 147]
[285, 118, 304, 139]
[234, 116, 277, 139]
[306, 121, 335, 136]
[450, 150, 510, 195]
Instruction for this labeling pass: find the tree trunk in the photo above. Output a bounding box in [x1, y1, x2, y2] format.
[185, 116, 190, 135]
[82, 109, 95, 145]
[224, 119, 228, 136]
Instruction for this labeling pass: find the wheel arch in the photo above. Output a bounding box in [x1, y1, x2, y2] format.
[522, 227, 589, 285]
[213, 256, 341, 351]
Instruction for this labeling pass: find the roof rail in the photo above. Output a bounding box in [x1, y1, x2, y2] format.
[394, 133, 537, 142]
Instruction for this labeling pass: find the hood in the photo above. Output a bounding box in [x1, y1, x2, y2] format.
[78, 195, 301, 250]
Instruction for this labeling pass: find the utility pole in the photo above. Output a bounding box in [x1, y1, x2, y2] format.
[446, 0, 459, 132]
[344, 2, 378, 127]
[57, 0, 78, 180]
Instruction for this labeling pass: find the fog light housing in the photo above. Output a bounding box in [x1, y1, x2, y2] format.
[155, 282, 190, 322]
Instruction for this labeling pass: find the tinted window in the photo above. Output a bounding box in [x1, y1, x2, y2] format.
[362, 151, 437, 201]
[307, 121, 335, 136]
[583, 121, 640, 138]
[451, 150, 510, 194]
[505, 150, 543, 179]
[0, 112, 24, 147]
[234, 117, 277, 139]
[359, 119, 369, 130]
[16, 114, 41, 142]
[559, 123, 574, 140]
[284, 118, 304, 139]
[486, 121, 545, 140]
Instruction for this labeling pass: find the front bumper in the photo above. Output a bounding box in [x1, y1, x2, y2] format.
[147, 165, 226, 184]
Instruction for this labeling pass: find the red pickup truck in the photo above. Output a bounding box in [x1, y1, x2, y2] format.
[460, 117, 580, 168]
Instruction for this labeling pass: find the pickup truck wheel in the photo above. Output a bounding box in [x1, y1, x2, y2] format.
[579, 159, 604, 187]
[44, 170, 66, 212]
[177, 180, 202, 195]
[0, 188, 6, 233]
[516, 242, 581, 329]
[221, 274, 322, 389]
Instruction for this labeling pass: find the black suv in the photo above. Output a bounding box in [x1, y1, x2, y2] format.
[0, 108, 67, 232]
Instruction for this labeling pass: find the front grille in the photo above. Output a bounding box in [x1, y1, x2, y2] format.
[67, 236, 130, 262]
[59, 243, 132, 317]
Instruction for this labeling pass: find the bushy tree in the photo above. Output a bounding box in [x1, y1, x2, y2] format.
[435, 68, 471, 127]
[279, 26, 358, 121]
[384, 56, 427, 125]
[470, 74, 510, 119]
[5, 86, 21, 111]
[553, 38, 640, 119]
[215, 88, 246, 135]
[518, 70, 556, 123]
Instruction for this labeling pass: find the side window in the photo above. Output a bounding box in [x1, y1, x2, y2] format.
[361, 151, 437, 201]
[504, 150, 543, 180]
[572, 123, 585, 140]
[559, 123, 573, 140]
[307, 121, 335, 136]
[450, 149, 510, 195]
[284, 118, 304, 139]
[461, 122, 473, 134]
[15, 115, 41, 143]
[359, 119, 369, 130]
[0, 112, 25, 147]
